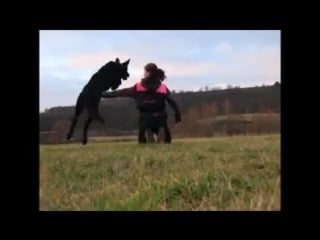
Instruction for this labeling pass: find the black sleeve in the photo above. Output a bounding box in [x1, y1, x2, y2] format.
[101, 86, 136, 98]
[165, 88, 181, 121]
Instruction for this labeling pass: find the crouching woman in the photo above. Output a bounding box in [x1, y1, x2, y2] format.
[101, 63, 181, 143]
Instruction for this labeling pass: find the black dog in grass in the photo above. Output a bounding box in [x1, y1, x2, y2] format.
[67, 58, 130, 144]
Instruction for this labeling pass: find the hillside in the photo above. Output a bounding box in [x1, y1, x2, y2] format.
[39, 83, 280, 142]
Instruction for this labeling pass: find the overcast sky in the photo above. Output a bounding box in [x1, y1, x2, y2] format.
[39, 30, 280, 112]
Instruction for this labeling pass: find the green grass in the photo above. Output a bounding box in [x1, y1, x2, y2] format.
[40, 135, 280, 211]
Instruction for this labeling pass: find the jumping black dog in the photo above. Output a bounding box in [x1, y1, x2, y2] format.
[66, 58, 130, 144]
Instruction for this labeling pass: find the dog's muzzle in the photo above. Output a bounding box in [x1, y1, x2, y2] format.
[122, 74, 129, 80]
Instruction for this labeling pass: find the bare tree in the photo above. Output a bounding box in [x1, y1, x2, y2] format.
[211, 102, 218, 116]
[199, 101, 218, 119]
[50, 120, 70, 144]
[224, 98, 233, 116]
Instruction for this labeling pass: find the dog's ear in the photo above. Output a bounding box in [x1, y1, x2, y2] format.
[122, 59, 130, 66]
[115, 58, 120, 63]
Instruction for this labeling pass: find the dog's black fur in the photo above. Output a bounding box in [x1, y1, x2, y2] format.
[66, 58, 130, 144]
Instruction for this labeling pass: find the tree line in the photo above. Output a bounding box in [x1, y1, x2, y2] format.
[40, 83, 280, 143]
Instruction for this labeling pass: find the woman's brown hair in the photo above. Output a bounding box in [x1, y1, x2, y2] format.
[144, 63, 166, 81]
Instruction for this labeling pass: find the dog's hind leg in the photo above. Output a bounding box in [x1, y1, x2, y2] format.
[82, 116, 93, 145]
[82, 105, 104, 145]
[67, 93, 85, 140]
[91, 100, 105, 124]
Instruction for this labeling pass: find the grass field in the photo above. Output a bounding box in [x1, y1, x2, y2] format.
[40, 135, 280, 211]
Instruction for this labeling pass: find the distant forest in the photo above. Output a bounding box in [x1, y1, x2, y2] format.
[40, 82, 280, 143]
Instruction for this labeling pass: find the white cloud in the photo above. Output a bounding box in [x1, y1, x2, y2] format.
[229, 45, 280, 85]
[162, 61, 225, 77]
[212, 43, 232, 52]
[68, 52, 133, 69]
